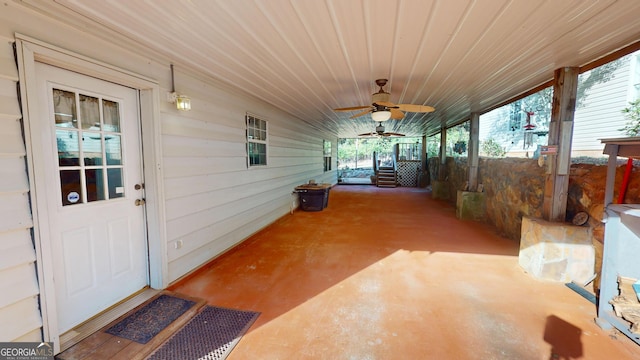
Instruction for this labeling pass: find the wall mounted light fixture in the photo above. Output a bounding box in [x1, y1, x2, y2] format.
[168, 64, 191, 111]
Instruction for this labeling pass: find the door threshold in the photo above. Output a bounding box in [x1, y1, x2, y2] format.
[58, 287, 160, 352]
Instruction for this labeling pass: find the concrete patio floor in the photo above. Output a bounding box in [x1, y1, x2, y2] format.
[169, 185, 640, 359]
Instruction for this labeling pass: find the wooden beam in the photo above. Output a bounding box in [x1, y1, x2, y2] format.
[542, 67, 579, 221]
[580, 40, 640, 73]
[468, 113, 480, 191]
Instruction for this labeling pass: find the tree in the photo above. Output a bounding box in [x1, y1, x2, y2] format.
[480, 138, 506, 157]
[620, 98, 640, 136]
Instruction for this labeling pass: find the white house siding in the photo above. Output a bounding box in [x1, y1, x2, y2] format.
[572, 55, 632, 154]
[0, 34, 42, 342]
[478, 107, 530, 155]
[0, 2, 336, 341]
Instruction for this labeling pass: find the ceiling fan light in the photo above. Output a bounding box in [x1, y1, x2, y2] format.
[371, 110, 391, 122]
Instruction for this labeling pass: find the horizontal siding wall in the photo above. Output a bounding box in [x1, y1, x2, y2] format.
[0, 34, 42, 341]
[573, 55, 632, 151]
[162, 69, 336, 282]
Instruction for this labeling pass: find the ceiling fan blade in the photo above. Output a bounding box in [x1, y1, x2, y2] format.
[358, 132, 377, 137]
[390, 108, 405, 119]
[334, 105, 371, 112]
[396, 104, 435, 113]
[349, 109, 372, 119]
[385, 132, 406, 137]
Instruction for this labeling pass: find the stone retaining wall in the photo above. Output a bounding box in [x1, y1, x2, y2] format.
[428, 156, 640, 288]
[428, 156, 640, 241]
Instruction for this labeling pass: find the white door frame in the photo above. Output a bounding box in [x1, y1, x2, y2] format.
[15, 34, 168, 352]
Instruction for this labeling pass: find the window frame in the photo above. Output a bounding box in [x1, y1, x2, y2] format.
[323, 139, 332, 172]
[509, 100, 523, 132]
[246, 113, 268, 167]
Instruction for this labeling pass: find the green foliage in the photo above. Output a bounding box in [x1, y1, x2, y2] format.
[446, 122, 470, 157]
[337, 137, 422, 170]
[426, 135, 440, 158]
[480, 138, 506, 157]
[620, 98, 640, 137]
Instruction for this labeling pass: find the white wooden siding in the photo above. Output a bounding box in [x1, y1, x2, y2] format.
[573, 56, 632, 151]
[0, 34, 42, 341]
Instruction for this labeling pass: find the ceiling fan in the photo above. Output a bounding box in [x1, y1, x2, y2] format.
[358, 122, 405, 137]
[334, 79, 435, 121]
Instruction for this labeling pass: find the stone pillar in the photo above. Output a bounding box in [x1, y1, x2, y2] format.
[456, 190, 485, 221]
[519, 216, 594, 283]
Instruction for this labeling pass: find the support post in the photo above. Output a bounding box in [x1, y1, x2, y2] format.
[421, 135, 427, 171]
[468, 113, 480, 191]
[439, 125, 447, 181]
[542, 67, 579, 221]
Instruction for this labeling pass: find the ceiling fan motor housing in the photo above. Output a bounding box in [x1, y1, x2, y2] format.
[376, 123, 385, 134]
[371, 91, 390, 104]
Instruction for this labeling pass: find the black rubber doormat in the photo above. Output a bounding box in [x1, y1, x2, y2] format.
[105, 294, 196, 344]
[145, 306, 260, 360]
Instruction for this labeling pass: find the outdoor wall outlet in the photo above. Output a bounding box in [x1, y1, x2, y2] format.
[175, 240, 183, 249]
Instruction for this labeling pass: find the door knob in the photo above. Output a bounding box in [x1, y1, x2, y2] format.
[135, 198, 146, 206]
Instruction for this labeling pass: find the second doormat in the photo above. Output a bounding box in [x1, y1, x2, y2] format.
[146, 305, 260, 360]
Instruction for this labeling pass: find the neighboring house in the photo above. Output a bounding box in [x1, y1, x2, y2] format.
[0, 4, 335, 352]
[479, 51, 640, 157]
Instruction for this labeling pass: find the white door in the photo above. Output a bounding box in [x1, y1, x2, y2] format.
[35, 63, 148, 333]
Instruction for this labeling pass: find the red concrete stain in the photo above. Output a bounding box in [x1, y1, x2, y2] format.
[170, 185, 640, 359]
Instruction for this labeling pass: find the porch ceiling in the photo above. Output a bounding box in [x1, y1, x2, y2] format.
[22, 0, 640, 138]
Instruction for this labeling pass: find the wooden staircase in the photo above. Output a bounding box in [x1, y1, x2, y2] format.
[376, 166, 397, 187]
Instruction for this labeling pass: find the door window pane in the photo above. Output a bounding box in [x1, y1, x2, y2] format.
[60, 170, 82, 206]
[107, 168, 125, 199]
[57, 130, 80, 166]
[103, 99, 121, 132]
[105, 135, 122, 165]
[79, 95, 100, 130]
[53, 89, 77, 128]
[85, 169, 105, 202]
[82, 132, 103, 166]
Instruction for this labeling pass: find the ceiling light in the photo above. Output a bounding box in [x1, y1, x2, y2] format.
[371, 110, 391, 122]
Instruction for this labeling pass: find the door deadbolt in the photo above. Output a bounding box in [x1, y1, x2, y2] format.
[135, 183, 145, 190]
[135, 198, 146, 206]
